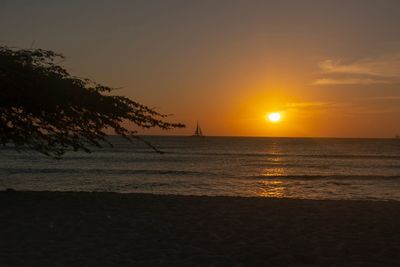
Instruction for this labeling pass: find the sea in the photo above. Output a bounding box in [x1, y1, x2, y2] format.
[1, 136, 400, 201]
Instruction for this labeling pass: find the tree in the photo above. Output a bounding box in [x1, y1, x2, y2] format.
[0, 46, 185, 158]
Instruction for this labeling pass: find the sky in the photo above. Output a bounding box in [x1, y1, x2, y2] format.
[1, 0, 400, 137]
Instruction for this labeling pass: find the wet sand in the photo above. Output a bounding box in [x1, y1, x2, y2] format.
[1, 191, 400, 266]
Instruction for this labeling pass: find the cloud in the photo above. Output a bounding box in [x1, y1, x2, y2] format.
[348, 106, 400, 114]
[318, 60, 371, 76]
[314, 54, 400, 85]
[285, 101, 351, 113]
[286, 102, 327, 108]
[313, 78, 391, 85]
[285, 100, 400, 115]
[369, 96, 400, 100]
[318, 57, 400, 77]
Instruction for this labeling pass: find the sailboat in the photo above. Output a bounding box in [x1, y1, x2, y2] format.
[193, 121, 205, 137]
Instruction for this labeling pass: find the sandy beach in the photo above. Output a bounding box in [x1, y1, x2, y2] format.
[1, 191, 400, 266]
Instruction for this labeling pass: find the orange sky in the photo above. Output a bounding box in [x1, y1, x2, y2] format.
[1, 1, 400, 137]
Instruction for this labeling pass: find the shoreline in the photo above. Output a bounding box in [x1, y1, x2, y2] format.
[3, 189, 400, 202]
[2, 191, 400, 266]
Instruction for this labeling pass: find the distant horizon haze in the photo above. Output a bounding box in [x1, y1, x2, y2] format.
[135, 134, 398, 140]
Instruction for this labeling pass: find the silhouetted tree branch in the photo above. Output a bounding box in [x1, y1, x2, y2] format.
[0, 46, 185, 158]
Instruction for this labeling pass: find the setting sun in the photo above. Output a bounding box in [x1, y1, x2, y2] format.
[267, 112, 281, 123]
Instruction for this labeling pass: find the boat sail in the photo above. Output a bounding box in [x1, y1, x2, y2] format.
[193, 122, 204, 137]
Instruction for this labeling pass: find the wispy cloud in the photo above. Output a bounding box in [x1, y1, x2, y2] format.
[348, 106, 400, 114]
[318, 56, 400, 77]
[286, 100, 400, 115]
[369, 96, 400, 100]
[313, 54, 400, 85]
[286, 102, 327, 108]
[313, 78, 391, 85]
[285, 101, 351, 112]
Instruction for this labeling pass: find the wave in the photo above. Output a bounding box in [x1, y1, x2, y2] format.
[0, 167, 213, 177]
[159, 151, 400, 160]
[2, 145, 400, 160]
[2, 167, 400, 182]
[249, 174, 400, 181]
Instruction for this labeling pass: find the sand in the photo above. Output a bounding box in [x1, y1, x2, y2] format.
[1, 191, 400, 266]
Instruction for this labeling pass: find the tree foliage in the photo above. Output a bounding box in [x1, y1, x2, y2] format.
[0, 46, 184, 157]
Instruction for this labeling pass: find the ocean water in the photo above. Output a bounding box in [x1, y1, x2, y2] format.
[1, 136, 400, 201]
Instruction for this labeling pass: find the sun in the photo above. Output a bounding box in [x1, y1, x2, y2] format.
[267, 112, 281, 123]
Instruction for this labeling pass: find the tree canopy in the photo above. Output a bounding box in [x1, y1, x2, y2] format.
[0, 46, 184, 157]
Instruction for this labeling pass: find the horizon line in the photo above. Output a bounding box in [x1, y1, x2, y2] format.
[108, 134, 398, 140]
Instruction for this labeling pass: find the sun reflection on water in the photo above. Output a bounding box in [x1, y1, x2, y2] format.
[259, 180, 285, 198]
[261, 167, 286, 177]
[256, 141, 289, 197]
